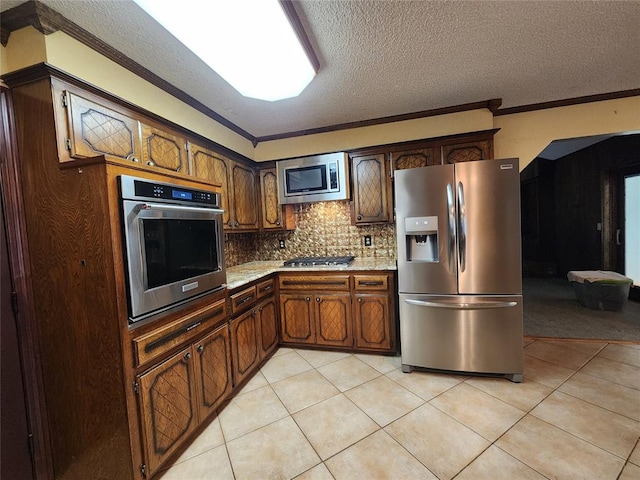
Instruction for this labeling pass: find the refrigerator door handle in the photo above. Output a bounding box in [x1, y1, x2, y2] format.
[446, 183, 456, 273]
[404, 298, 518, 309]
[457, 181, 467, 272]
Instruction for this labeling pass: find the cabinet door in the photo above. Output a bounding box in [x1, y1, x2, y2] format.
[279, 293, 315, 344]
[315, 293, 352, 347]
[193, 325, 233, 421]
[141, 124, 187, 173]
[63, 90, 141, 162]
[259, 168, 283, 230]
[353, 294, 392, 351]
[230, 310, 260, 386]
[138, 346, 198, 477]
[191, 145, 232, 228]
[231, 163, 259, 230]
[391, 148, 438, 173]
[257, 297, 279, 359]
[351, 154, 392, 224]
[442, 140, 491, 164]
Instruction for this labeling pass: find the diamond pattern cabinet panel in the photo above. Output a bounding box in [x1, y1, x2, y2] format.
[315, 294, 352, 347]
[141, 124, 185, 173]
[231, 163, 259, 230]
[64, 91, 141, 162]
[279, 294, 316, 344]
[351, 154, 392, 224]
[258, 297, 279, 359]
[194, 325, 232, 422]
[354, 294, 392, 350]
[230, 310, 260, 386]
[259, 168, 283, 229]
[391, 148, 437, 174]
[138, 346, 197, 477]
[442, 140, 491, 164]
[191, 145, 232, 227]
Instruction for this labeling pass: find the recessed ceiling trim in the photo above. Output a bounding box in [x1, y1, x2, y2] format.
[280, 0, 320, 72]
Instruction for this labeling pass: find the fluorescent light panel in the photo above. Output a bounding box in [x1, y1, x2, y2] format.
[133, 0, 316, 101]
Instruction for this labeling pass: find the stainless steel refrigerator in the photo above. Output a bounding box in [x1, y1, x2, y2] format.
[395, 158, 523, 382]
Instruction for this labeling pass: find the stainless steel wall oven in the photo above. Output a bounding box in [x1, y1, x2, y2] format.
[119, 175, 226, 322]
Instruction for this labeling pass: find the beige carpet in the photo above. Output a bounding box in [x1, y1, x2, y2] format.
[523, 277, 640, 341]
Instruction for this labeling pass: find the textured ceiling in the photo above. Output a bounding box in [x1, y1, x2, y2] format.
[2, 0, 640, 139]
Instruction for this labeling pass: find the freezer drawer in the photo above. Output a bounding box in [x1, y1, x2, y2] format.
[399, 294, 523, 382]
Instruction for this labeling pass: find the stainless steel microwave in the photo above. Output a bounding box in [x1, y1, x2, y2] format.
[277, 152, 350, 204]
[119, 175, 226, 322]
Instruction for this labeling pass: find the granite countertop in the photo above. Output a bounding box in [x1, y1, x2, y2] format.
[225, 257, 397, 290]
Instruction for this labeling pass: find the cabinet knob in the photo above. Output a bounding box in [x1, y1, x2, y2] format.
[305, 297, 310, 302]
[184, 352, 192, 361]
[197, 345, 204, 353]
[357, 215, 362, 220]
[131, 157, 139, 163]
[316, 297, 321, 302]
[147, 160, 156, 167]
[358, 298, 363, 303]
[276, 220, 280, 225]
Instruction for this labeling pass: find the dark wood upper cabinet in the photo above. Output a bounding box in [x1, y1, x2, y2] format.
[350, 153, 392, 225]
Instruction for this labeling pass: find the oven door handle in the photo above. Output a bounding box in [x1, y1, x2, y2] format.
[137, 202, 224, 215]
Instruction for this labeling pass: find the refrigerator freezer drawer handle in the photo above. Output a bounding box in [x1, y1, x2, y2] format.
[403, 299, 518, 309]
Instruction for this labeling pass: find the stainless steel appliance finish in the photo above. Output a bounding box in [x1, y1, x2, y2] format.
[283, 255, 355, 267]
[120, 175, 226, 322]
[395, 158, 523, 382]
[277, 152, 350, 204]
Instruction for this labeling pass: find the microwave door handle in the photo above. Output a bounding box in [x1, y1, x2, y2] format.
[137, 202, 224, 215]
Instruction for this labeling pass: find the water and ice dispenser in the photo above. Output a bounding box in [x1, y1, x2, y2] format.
[404, 216, 438, 262]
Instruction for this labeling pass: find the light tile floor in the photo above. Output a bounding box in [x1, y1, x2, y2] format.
[161, 339, 640, 480]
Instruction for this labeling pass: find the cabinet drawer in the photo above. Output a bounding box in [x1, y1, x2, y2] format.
[256, 278, 275, 299]
[133, 298, 227, 367]
[279, 275, 350, 291]
[354, 274, 389, 291]
[230, 285, 257, 314]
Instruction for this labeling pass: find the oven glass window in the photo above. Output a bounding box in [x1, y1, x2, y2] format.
[286, 165, 327, 193]
[142, 219, 220, 289]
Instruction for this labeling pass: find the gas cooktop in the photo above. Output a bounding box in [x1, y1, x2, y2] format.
[283, 255, 355, 267]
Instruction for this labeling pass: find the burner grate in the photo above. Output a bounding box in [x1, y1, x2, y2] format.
[283, 256, 355, 267]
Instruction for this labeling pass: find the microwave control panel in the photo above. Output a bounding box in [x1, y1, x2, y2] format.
[119, 175, 221, 208]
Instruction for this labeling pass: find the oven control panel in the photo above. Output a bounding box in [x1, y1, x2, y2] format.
[119, 175, 221, 208]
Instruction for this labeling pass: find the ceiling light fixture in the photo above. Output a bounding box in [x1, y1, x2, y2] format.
[133, 0, 318, 102]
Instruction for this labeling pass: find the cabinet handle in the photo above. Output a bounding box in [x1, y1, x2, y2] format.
[276, 220, 280, 225]
[358, 298, 363, 303]
[305, 297, 311, 302]
[316, 297, 321, 302]
[258, 307, 263, 312]
[184, 352, 192, 361]
[357, 215, 362, 221]
[237, 294, 255, 305]
[359, 281, 384, 286]
[186, 321, 201, 331]
[260, 285, 273, 292]
[197, 345, 204, 354]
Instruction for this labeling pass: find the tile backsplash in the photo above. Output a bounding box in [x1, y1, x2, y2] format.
[224, 201, 396, 267]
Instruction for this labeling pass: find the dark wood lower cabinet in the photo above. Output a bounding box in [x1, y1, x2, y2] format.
[230, 310, 260, 386]
[315, 294, 353, 347]
[138, 346, 199, 477]
[279, 272, 396, 353]
[137, 322, 232, 478]
[279, 294, 316, 344]
[354, 294, 392, 350]
[258, 297, 279, 358]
